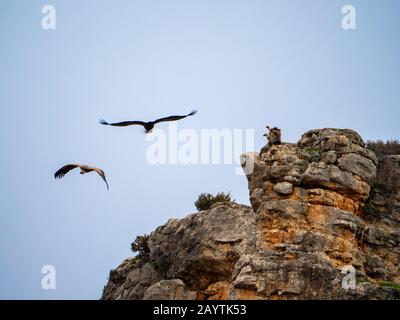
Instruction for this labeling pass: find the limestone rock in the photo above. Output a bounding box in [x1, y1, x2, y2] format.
[102, 128, 400, 300]
[274, 182, 294, 195]
[143, 280, 197, 300]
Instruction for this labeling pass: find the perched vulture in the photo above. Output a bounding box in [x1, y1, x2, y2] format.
[99, 110, 197, 133]
[263, 126, 281, 145]
[54, 164, 109, 189]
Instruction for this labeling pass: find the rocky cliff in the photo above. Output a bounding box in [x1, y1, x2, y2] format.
[102, 128, 400, 300]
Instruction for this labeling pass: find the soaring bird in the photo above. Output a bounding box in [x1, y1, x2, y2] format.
[54, 164, 109, 189]
[99, 110, 197, 133]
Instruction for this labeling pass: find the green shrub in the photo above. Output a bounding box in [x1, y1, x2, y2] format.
[356, 276, 369, 284]
[109, 269, 125, 284]
[195, 192, 233, 211]
[305, 146, 320, 162]
[378, 281, 400, 291]
[305, 146, 319, 154]
[131, 234, 150, 260]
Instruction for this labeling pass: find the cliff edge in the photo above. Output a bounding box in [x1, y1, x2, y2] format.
[102, 128, 400, 300]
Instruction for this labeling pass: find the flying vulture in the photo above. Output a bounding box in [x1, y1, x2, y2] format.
[54, 164, 109, 189]
[99, 110, 197, 133]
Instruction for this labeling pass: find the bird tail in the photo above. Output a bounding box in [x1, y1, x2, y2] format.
[188, 110, 197, 116]
[99, 119, 109, 125]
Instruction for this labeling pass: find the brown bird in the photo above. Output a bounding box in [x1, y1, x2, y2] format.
[54, 164, 109, 189]
[99, 110, 197, 133]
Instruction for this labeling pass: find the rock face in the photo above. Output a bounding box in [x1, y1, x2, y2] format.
[362, 155, 400, 283]
[102, 129, 400, 300]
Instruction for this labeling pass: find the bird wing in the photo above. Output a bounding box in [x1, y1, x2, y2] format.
[153, 110, 197, 124]
[93, 168, 109, 190]
[54, 164, 80, 179]
[99, 119, 147, 127]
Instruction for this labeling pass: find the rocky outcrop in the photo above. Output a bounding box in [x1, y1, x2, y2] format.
[102, 203, 256, 300]
[102, 128, 400, 300]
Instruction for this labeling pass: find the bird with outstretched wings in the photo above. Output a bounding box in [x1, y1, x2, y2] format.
[100, 110, 197, 133]
[54, 164, 109, 189]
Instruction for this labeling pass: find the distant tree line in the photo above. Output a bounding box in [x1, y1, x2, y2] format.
[366, 139, 400, 158]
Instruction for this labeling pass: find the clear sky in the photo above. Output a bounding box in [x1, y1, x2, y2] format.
[0, 0, 399, 299]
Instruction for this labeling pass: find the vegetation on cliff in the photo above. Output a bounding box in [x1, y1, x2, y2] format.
[194, 192, 233, 211]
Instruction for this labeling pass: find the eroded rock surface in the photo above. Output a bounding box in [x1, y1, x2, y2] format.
[102, 129, 400, 300]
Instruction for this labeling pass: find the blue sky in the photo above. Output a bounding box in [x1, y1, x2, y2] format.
[0, 0, 399, 299]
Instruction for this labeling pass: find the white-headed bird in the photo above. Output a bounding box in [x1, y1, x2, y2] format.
[54, 164, 109, 190]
